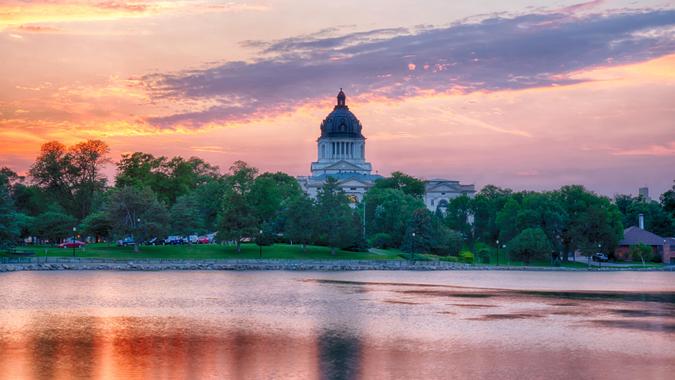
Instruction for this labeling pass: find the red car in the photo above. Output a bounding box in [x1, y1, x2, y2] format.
[58, 241, 86, 248]
[197, 236, 210, 244]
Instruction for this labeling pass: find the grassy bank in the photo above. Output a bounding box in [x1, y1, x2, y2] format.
[2, 243, 402, 261]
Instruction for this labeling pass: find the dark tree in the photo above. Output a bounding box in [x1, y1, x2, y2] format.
[373, 171, 425, 198]
[106, 186, 169, 252]
[507, 227, 553, 265]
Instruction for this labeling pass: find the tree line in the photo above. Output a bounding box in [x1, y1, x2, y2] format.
[1, 140, 674, 262]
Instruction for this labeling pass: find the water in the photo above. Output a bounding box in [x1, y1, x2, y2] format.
[0, 271, 673, 379]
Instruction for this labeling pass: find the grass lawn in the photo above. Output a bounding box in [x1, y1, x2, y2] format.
[2, 243, 403, 260]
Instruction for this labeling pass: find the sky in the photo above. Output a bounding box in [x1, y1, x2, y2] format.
[1, 0, 674, 197]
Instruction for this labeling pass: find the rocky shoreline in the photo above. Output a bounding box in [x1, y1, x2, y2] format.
[0, 258, 672, 272]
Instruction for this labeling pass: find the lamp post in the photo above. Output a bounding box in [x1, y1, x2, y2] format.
[597, 243, 602, 269]
[504, 244, 508, 266]
[411, 232, 415, 261]
[259, 229, 263, 259]
[72, 227, 77, 257]
[496, 239, 500, 266]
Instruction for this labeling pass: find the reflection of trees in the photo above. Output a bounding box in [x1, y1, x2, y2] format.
[318, 329, 361, 380]
[29, 315, 97, 379]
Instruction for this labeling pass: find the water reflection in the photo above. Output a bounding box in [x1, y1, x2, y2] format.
[0, 271, 673, 379]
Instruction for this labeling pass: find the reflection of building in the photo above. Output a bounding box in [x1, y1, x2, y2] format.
[298, 90, 475, 207]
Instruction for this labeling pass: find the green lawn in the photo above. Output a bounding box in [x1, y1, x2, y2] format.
[2, 243, 403, 260]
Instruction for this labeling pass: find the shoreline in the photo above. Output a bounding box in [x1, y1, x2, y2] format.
[0, 258, 672, 272]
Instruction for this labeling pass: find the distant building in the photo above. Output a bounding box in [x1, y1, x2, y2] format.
[424, 179, 476, 211]
[297, 90, 475, 206]
[638, 187, 650, 201]
[614, 226, 673, 264]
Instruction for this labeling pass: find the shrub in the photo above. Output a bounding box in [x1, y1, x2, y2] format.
[630, 243, 654, 265]
[459, 250, 474, 263]
[370, 232, 393, 249]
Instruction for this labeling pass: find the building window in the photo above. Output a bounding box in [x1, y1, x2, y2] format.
[431, 199, 434, 206]
[441, 192, 446, 195]
[350, 187, 357, 191]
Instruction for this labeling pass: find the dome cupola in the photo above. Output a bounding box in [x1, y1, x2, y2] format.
[319, 89, 364, 139]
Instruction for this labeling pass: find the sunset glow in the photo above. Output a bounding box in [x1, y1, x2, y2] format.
[1, 0, 674, 196]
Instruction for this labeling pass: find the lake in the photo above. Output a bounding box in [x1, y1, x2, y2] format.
[0, 270, 673, 379]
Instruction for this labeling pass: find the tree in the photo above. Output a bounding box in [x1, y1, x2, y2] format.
[662, 181, 675, 217]
[496, 197, 521, 243]
[106, 186, 169, 252]
[630, 243, 655, 266]
[0, 172, 20, 249]
[507, 227, 553, 265]
[29, 140, 110, 219]
[401, 208, 436, 255]
[170, 194, 204, 237]
[472, 185, 513, 244]
[444, 195, 473, 241]
[615, 194, 673, 237]
[80, 211, 113, 242]
[249, 172, 303, 235]
[115, 152, 220, 205]
[315, 178, 362, 254]
[555, 185, 623, 261]
[372, 171, 425, 198]
[217, 161, 258, 253]
[31, 206, 78, 244]
[363, 187, 424, 247]
[284, 195, 317, 252]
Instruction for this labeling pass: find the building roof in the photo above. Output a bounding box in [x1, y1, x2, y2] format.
[619, 226, 666, 246]
[309, 172, 383, 182]
[320, 90, 364, 139]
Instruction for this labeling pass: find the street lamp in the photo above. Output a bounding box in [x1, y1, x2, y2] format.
[259, 229, 263, 259]
[72, 226, 77, 257]
[597, 243, 602, 269]
[496, 239, 500, 266]
[411, 232, 416, 261]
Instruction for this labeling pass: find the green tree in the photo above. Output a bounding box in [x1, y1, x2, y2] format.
[555, 185, 623, 261]
[401, 208, 436, 255]
[363, 187, 424, 247]
[284, 195, 317, 252]
[630, 243, 655, 266]
[0, 172, 20, 249]
[170, 194, 204, 236]
[31, 205, 78, 244]
[472, 185, 513, 244]
[29, 140, 110, 219]
[373, 171, 425, 198]
[496, 197, 521, 243]
[106, 186, 169, 252]
[662, 181, 675, 217]
[615, 194, 673, 237]
[80, 211, 113, 242]
[316, 178, 362, 254]
[217, 161, 258, 253]
[444, 195, 473, 241]
[507, 227, 553, 265]
[115, 152, 220, 205]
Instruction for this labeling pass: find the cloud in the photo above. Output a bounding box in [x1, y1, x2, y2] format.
[611, 142, 675, 156]
[142, 8, 675, 129]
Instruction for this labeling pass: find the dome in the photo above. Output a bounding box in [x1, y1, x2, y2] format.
[320, 89, 364, 139]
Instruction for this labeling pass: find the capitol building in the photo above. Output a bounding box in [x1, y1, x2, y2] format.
[297, 90, 475, 211]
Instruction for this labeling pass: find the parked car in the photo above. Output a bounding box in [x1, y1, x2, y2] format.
[165, 236, 185, 245]
[144, 237, 165, 246]
[592, 253, 609, 262]
[58, 240, 86, 249]
[197, 236, 210, 244]
[187, 235, 199, 244]
[117, 236, 135, 246]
